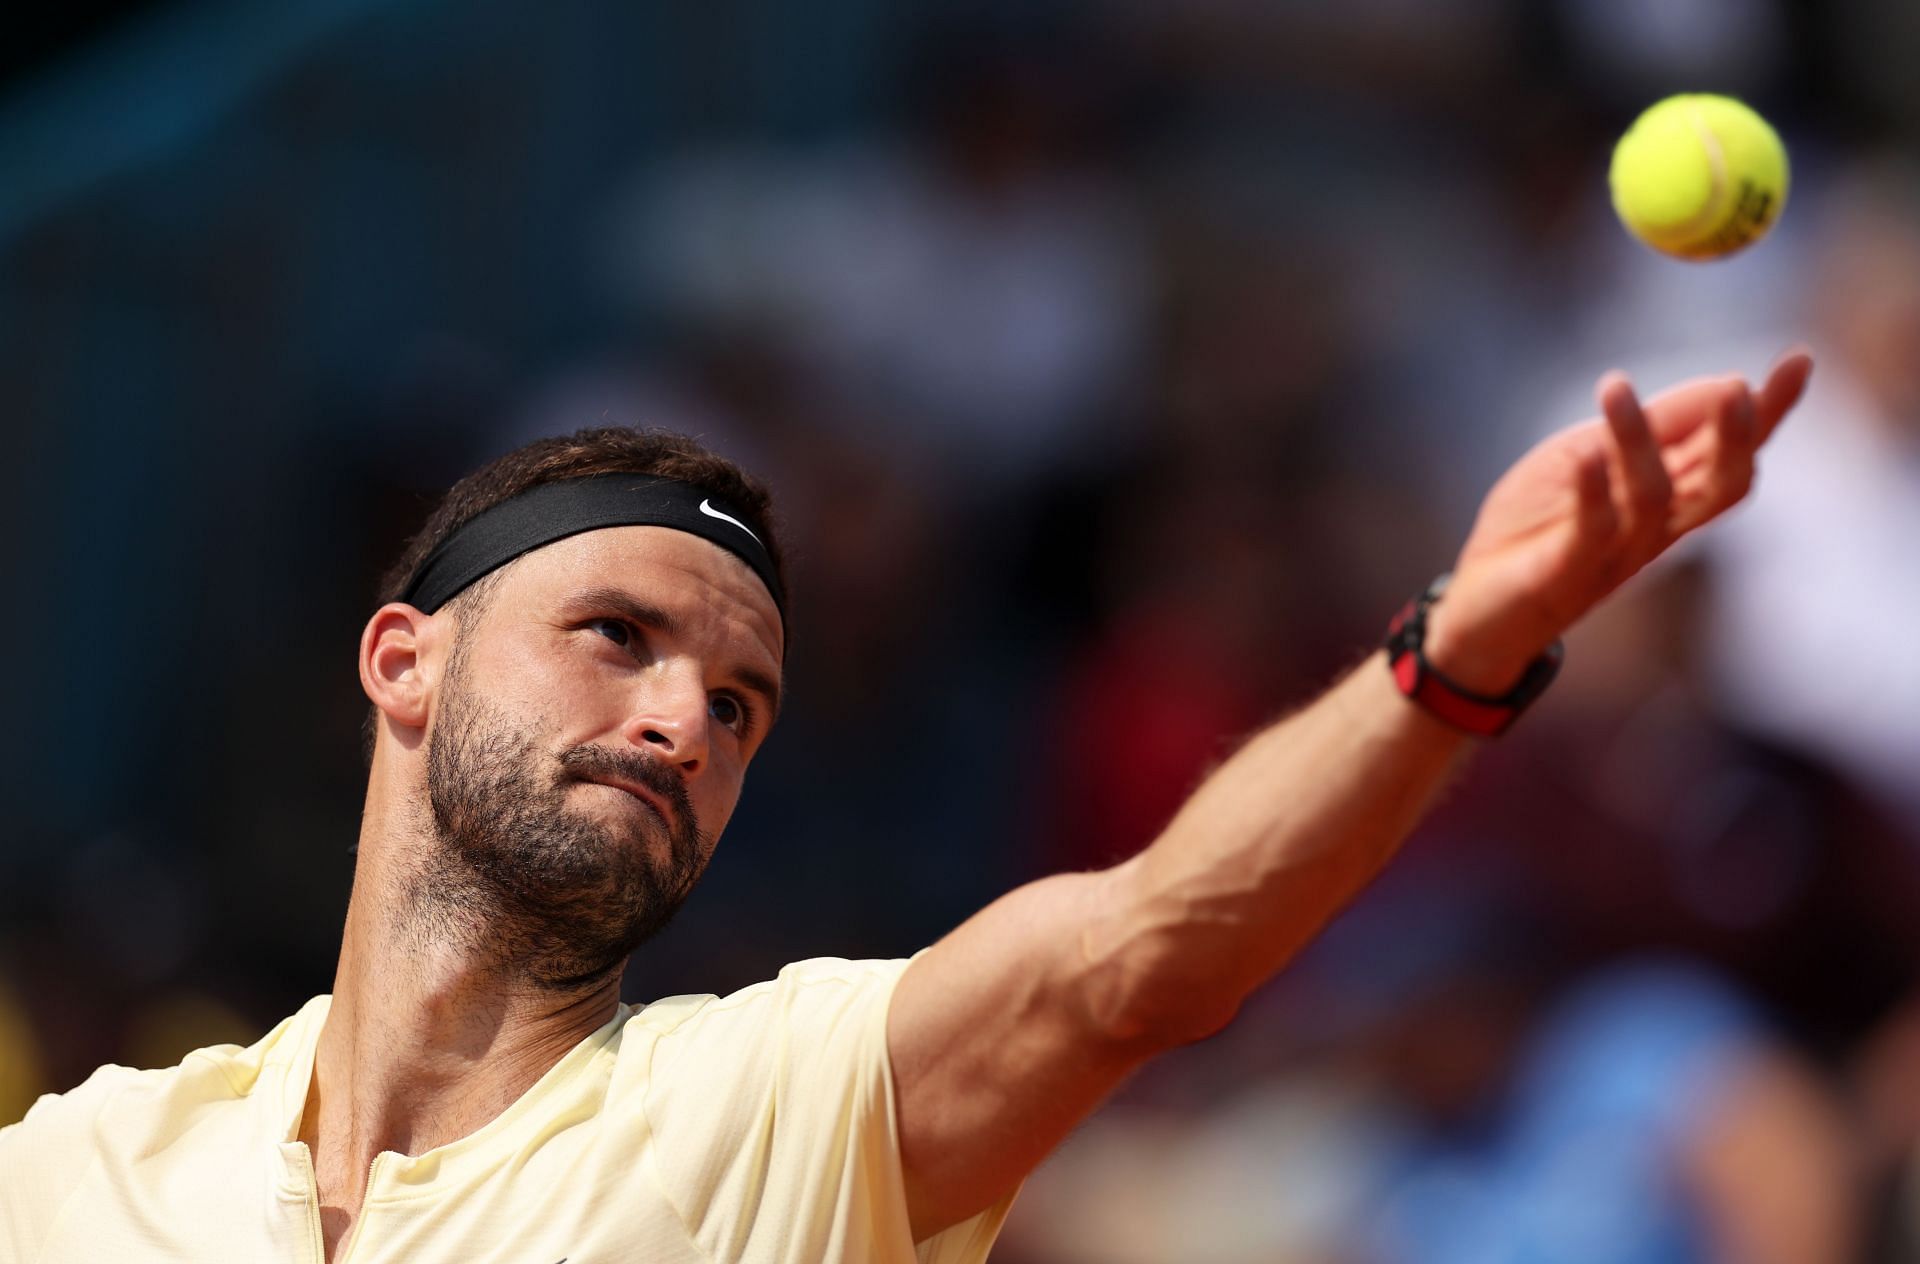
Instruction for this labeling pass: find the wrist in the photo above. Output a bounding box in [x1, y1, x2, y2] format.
[1420, 602, 1538, 696]
[1383, 574, 1564, 738]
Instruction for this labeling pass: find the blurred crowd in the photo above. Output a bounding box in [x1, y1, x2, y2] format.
[2, 1, 1918, 1260]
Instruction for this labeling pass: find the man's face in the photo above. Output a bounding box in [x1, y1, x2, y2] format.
[418, 525, 784, 988]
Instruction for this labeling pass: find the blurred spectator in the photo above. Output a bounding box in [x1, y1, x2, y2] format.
[1005, 951, 1858, 1263]
[1854, 993, 1920, 1258]
[618, 29, 1149, 491]
[1699, 159, 1920, 830]
[1364, 963, 1859, 1264]
[1037, 461, 1302, 871]
[1427, 560, 1920, 1057]
[1001, 1073, 1406, 1263]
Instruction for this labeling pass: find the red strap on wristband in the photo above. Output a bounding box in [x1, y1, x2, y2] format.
[1383, 576, 1563, 738]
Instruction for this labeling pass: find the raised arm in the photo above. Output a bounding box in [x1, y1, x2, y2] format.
[887, 352, 1814, 1240]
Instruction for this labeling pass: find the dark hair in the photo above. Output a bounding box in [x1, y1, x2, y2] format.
[362, 427, 789, 761]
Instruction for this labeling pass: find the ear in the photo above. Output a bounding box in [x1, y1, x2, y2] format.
[359, 603, 442, 736]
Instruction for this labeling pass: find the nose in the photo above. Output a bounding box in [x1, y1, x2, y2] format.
[622, 667, 710, 775]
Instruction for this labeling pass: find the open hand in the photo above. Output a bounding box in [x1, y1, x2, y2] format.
[1424, 349, 1815, 693]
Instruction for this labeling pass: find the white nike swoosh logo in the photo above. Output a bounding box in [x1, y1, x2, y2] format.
[699, 499, 761, 545]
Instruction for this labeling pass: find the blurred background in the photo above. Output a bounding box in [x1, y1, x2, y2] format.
[3, 0, 1918, 1259]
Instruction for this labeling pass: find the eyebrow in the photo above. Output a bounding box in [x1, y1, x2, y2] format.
[570, 584, 784, 723]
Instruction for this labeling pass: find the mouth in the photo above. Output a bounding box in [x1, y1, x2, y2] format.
[584, 777, 674, 827]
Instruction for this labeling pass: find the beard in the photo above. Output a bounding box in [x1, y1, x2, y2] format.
[416, 655, 712, 992]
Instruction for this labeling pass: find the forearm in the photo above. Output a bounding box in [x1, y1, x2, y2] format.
[1095, 651, 1474, 1041]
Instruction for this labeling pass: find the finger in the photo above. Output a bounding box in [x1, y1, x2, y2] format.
[1671, 381, 1758, 535]
[1575, 439, 1616, 537]
[1634, 374, 1738, 444]
[1754, 345, 1814, 443]
[1547, 425, 1620, 569]
[1597, 370, 1674, 560]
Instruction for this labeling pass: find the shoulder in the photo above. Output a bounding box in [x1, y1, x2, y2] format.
[1, 997, 321, 1162]
[2, 1060, 163, 1143]
[632, 956, 913, 1043]
[634, 956, 914, 1117]
[0, 1062, 177, 1254]
[0, 1035, 252, 1150]
[0, 1002, 322, 1260]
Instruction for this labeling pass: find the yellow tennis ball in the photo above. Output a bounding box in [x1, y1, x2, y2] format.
[1609, 94, 1789, 260]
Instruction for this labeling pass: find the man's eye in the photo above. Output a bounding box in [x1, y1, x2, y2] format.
[590, 618, 632, 647]
[710, 694, 747, 733]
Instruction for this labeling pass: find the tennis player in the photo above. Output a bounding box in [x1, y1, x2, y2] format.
[0, 351, 1812, 1263]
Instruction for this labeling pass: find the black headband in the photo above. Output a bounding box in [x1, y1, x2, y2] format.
[399, 473, 786, 626]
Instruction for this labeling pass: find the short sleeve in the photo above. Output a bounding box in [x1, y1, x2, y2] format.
[642, 957, 1013, 1264]
[0, 1063, 146, 1262]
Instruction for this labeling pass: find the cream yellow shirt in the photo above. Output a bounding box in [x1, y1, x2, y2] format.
[0, 956, 1012, 1263]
